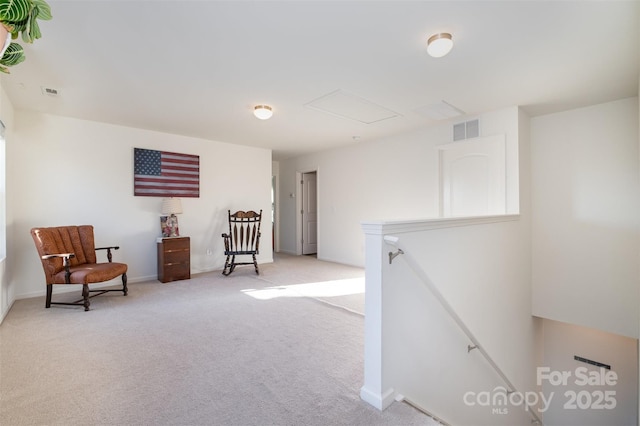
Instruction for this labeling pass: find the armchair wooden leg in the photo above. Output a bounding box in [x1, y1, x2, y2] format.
[82, 284, 90, 311]
[253, 254, 259, 275]
[122, 273, 128, 296]
[45, 285, 52, 308]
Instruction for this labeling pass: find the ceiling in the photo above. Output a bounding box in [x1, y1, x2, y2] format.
[1, 1, 638, 161]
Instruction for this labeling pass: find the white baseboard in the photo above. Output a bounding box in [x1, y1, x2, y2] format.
[0, 297, 15, 325]
[360, 386, 395, 411]
[277, 249, 297, 255]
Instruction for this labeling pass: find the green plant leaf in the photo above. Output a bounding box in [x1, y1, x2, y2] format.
[32, 0, 50, 20]
[26, 17, 39, 41]
[0, 42, 25, 67]
[22, 4, 38, 42]
[0, 0, 32, 23]
[8, 17, 25, 38]
[0, 0, 50, 69]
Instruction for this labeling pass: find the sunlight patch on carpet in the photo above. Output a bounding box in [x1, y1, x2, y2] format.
[242, 277, 364, 301]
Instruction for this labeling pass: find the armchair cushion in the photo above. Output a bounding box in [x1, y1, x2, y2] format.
[51, 262, 128, 285]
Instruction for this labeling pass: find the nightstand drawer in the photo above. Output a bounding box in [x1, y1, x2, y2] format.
[163, 248, 189, 264]
[157, 237, 190, 283]
[162, 238, 190, 251]
[162, 262, 190, 279]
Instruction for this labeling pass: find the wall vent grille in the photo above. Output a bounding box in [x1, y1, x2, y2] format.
[574, 355, 611, 370]
[453, 119, 479, 141]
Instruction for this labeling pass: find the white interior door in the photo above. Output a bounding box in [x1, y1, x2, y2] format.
[439, 135, 506, 217]
[302, 172, 317, 254]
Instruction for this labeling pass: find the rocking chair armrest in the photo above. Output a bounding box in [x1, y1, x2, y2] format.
[221, 233, 230, 251]
[96, 246, 120, 263]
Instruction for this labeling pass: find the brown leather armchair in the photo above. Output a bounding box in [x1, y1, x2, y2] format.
[31, 225, 128, 311]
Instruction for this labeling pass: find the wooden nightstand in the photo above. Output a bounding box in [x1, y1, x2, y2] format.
[157, 237, 190, 283]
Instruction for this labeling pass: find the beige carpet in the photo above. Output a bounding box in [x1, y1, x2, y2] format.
[0, 253, 437, 426]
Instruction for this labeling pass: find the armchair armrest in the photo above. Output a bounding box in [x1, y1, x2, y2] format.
[41, 253, 75, 261]
[96, 246, 120, 263]
[41, 253, 75, 283]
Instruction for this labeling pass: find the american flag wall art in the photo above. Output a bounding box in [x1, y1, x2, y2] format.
[134, 148, 200, 198]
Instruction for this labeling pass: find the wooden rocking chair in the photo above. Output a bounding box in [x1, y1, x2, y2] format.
[221, 210, 262, 276]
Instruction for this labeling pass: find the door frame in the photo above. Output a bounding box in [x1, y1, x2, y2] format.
[295, 168, 319, 255]
[271, 174, 278, 253]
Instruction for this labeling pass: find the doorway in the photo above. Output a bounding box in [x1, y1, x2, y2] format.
[301, 171, 317, 255]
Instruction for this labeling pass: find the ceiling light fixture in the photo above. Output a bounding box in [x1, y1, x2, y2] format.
[254, 105, 273, 120]
[427, 33, 453, 58]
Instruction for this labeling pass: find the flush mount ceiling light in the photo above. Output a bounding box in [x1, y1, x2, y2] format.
[254, 105, 273, 120]
[427, 33, 453, 58]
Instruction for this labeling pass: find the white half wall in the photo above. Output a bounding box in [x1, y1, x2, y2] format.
[6, 111, 273, 304]
[362, 215, 541, 425]
[531, 97, 640, 338]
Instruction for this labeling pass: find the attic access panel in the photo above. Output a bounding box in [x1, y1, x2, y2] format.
[305, 89, 401, 124]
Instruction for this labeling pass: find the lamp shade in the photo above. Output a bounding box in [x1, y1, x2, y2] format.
[161, 197, 183, 215]
[254, 105, 273, 120]
[427, 33, 453, 58]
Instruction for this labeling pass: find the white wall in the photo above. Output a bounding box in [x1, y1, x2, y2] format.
[277, 106, 521, 267]
[6, 111, 272, 306]
[540, 318, 638, 426]
[531, 98, 640, 338]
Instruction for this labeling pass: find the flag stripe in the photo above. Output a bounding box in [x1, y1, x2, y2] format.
[161, 166, 200, 174]
[134, 181, 200, 188]
[134, 148, 200, 197]
[134, 176, 199, 184]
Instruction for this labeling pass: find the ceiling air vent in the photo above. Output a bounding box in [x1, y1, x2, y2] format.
[41, 86, 59, 96]
[453, 119, 479, 141]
